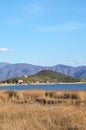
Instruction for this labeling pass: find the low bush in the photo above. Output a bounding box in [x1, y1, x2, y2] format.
[7, 90, 17, 98]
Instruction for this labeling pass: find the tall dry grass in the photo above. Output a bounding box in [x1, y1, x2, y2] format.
[0, 90, 86, 130]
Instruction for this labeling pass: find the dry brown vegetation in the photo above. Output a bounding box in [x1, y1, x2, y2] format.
[0, 90, 86, 130]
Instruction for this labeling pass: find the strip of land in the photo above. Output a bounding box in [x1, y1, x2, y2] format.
[0, 81, 86, 87]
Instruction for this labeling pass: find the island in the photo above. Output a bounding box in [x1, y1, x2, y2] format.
[0, 70, 80, 85]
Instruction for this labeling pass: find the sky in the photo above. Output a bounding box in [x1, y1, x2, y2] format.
[0, 0, 86, 66]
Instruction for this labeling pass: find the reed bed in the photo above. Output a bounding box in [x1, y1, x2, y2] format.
[0, 90, 86, 130]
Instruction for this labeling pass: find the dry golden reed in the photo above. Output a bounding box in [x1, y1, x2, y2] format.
[0, 90, 86, 130]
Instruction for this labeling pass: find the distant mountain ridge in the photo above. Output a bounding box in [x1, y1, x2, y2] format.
[0, 62, 10, 68]
[0, 62, 86, 81]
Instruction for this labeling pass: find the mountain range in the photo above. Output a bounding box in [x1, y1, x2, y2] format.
[0, 62, 86, 81]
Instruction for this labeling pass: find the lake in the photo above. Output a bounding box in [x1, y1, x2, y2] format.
[0, 84, 86, 90]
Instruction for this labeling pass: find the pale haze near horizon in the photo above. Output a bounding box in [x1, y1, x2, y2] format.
[0, 0, 86, 67]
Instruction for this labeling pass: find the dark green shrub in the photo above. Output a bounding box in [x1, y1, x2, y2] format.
[7, 90, 17, 98]
[70, 93, 79, 99]
[63, 93, 70, 99]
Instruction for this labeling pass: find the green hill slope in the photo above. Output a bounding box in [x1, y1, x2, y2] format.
[5, 70, 80, 84]
[31, 70, 79, 83]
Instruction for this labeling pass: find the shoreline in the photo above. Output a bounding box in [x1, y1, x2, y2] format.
[0, 82, 86, 87]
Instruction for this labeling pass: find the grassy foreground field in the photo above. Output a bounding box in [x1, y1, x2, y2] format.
[0, 90, 86, 130]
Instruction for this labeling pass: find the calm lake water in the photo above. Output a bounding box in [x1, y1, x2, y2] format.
[0, 84, 86, 90]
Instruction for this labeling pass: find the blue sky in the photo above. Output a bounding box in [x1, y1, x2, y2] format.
[0, 0, 86, 66]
